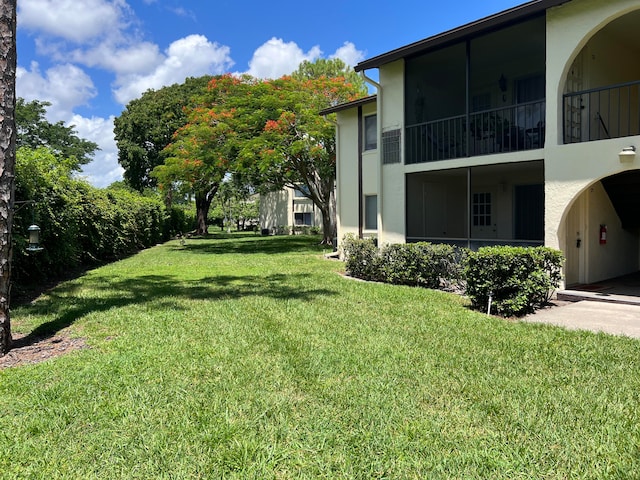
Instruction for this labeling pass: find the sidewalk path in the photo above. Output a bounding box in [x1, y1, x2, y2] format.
[523, 301, 640, 338]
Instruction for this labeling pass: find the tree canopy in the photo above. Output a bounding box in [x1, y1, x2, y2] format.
[133, 59, 368, 241]
[16, 98, 99, 170]
[114, 76, 212, 192]
[202, 60, 367, 243]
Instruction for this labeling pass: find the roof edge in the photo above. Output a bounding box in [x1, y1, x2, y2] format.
[319, 95, 377, 116]
[354, 0, 571, 72]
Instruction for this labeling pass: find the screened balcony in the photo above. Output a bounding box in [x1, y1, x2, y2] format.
[407, 100, 545, 163]
[405, 15, 545, 164]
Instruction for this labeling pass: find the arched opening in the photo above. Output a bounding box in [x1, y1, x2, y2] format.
[563, 9, 640, 144]
[563, 170, 640, 290]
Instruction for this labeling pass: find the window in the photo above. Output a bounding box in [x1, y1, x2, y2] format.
[365, 195, 377, 230]
[364, 114, 377, 151]
[294, 212, 312, 225]
[472, 192, 491, 227]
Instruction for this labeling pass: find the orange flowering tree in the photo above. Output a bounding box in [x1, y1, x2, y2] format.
[153, 74, 252, 235]
[154, 61, 366, 240]
[229, 70, 366, 244]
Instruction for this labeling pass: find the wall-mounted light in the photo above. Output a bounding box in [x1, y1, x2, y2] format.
[619, 145, 636, 162]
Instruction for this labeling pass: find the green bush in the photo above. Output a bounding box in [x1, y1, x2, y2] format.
[465, 246, 564, 317]
[167, 204, 196, 237]
[380, 242, 466, 290]
[341, 234, 382, 281]
[341, 235, 466, 290]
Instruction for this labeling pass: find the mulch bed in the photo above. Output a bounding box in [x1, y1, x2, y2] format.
[0, 331, 89, 369]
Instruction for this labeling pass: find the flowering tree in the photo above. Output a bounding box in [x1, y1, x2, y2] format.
[233, 73, 365, 244]
[154, 61, 366, 242]
[154, 75, 250, 235]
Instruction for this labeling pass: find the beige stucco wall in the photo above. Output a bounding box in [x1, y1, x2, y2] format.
[545, 0, 640, 282]
[335, 108, 359, 242]
[334, 103, 380, 243]
[260, 188, 323, 232]
[260, 190, 289, 229]
[378, 61, 406, 245]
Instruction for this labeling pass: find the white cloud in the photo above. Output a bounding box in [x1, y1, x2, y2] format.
[18, 0, 129, 44]
[113, 34, 234, 105]
[16, 62, 97, 120]
[71, 41, 163, 76]
[247, 38, 322, 79]
[169, 7, 196, 20]
[330, 42, 366, 67]
[72, 115, 124, 188]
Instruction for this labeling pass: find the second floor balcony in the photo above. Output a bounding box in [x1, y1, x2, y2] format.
[564, 80, 640, 144]
[406, 100, 545, 164]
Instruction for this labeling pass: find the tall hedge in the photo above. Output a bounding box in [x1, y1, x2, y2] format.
[11, 148, 193, 286]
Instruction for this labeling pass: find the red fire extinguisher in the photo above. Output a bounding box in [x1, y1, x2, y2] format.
[599, 224, 607, 245]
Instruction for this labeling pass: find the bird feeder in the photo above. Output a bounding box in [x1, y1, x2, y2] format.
[26, 224, 43, 253]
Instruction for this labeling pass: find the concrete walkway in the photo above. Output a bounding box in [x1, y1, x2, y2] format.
[523, 299, 640, 338]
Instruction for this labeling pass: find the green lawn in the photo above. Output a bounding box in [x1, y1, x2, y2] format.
[1, 234, 639, 479]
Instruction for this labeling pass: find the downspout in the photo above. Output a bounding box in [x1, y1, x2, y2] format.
[357, 107, 364, 239]
[360, 70, 383, 244]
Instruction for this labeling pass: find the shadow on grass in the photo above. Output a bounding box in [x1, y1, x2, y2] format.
[177, 234, 329, 256]
[14, 271, 338, 349]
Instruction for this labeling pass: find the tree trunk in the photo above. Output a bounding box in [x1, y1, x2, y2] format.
[194, 193, 212, 236]
[318, 185, 336, 246]
[194, 183, 219, 235]
[0, 0, 16, 356]
[319, 203, 335, 245]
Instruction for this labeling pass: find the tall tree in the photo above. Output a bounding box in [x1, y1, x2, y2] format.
[154, 75, 248, 235]
[16, 98, 98, 169]
[229, 64, 367, 244]
[0, 0, 16, 355]
[292, 58, 367, 92]
[114, 76, 212, 192]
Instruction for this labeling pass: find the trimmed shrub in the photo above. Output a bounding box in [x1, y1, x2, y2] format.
[341, 234, 382, 281]
[465, 246, 564, 317]
[341, 235, 467, 290]
[379, 242, 466, 290]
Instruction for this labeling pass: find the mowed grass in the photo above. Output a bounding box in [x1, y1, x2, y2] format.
[1, 234, 640, 479]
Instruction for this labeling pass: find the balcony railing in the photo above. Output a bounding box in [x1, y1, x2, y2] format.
[406, 100, 545, 164]
[563, 80, 640, 144]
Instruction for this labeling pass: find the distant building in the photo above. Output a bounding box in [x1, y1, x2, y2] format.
[259, 186, 323, 234]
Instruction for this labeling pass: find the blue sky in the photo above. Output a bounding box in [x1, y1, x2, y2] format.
[16, 0, 525, 187]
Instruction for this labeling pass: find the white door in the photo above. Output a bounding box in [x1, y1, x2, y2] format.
[565, 195, 586, 286]
[471, 190, 497, 239]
